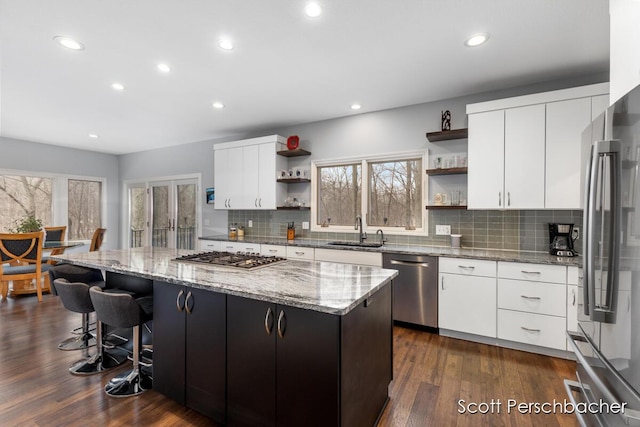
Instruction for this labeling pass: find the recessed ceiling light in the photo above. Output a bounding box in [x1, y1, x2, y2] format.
[53, 36, 85, 51]
[218, 39, 234, 50]
[304, 2, 322, 17]
[157, 63, 171, 73]
[88, 134, 99, 139]
[465, 33, 490, 47]
[350, 103, 362, 110]
[111, 82, 124, 91]
[212, 102, 225, 109]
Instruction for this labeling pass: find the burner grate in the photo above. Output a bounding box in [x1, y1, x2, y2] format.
[174, 251, 286, 269]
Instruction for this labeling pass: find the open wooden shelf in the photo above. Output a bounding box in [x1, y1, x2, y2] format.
[276, 206, 311, 210]
[277, 148, 311, 157]
[426, 167, 467, 176]
[425, 205, 467, 210]
[277, 178, 311, 183]
[425, 128, 468, 142]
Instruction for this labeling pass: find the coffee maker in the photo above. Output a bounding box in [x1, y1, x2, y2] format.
[548, 223, 576, 257]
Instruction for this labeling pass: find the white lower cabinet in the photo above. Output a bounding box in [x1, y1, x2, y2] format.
[260, 244, 286, 257]
[438, 258, 497, 338]
[497, 261, 568, 351]
[199, 240, 221, 251]
[286, 246, 315, 261]
[220, 241, 261, 253]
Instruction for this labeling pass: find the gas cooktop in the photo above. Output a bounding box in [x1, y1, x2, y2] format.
[174, 251, 286, 270]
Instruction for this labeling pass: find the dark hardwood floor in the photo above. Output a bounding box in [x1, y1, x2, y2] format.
[0, 294, 578, 426]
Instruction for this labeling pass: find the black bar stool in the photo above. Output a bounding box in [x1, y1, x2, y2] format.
[53, 278, 126, 375]
[89, 286, 153, 397]
[49, 264, 105, 351]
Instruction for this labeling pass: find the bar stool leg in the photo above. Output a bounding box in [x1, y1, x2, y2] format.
[58, 312, 96, 351]
[69, 317, 127, 375]
[104, 325, 152, 397]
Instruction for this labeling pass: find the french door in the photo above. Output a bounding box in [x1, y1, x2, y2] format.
[127, 177, 198, 249]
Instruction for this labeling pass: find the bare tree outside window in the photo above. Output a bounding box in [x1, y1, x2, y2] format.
[368, 159, 422, 228]
[68, 179, 102, 240]
[130, 187, 146, 247]
[317, 164, 361, 226]
[0, 175, 52, 232]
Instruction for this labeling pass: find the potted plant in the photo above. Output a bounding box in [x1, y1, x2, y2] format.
[10, 215, 43, 233]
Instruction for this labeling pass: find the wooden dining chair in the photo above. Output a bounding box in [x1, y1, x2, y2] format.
[0, 231, 50, 302]
[44, 225, 67, 265]
[90, 228, 106, 252]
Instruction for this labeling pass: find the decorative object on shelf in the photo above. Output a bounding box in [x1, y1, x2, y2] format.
[441, 110, 451, 131]
[287, 135, 300, 150]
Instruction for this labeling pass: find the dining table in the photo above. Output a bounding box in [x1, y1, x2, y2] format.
[10, 240, 87, 296]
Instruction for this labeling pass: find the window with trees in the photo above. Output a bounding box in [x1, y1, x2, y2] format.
[0, 172, 105, 239]
[312, 152, 426, 234]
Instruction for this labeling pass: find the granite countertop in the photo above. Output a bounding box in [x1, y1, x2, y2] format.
[52, 247, 398, 316]
[200, 235, 582, 267]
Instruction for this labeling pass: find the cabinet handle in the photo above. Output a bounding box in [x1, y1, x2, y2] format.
[228, 198, 232, 208]
[441, 276, 445, 290]
[277, 310, 286, 339]
[224, 199, 228, 208]
[458, 265, 475, 271]
[520, 295, 541, 301]
[295, 251, 305, 256]
[255, 198, 258, 208]
[572, 289, 576, 306]
[268, 249, 278, 253]
[264, 307, 274, 335]
[498, 192, 502, 207]
[225, 245, 234, 250]
[176, 289, 185, 312]
[521, 270, 541, 275]
[185, 291, 193, 314]
[520, 326, 541, 333]
[259, 198, 262, 207]
[246, 247, 255, 252]
[507, 192, 511, 206]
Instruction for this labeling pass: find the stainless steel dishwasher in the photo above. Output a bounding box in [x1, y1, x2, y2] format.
[383, 253, 438, 329]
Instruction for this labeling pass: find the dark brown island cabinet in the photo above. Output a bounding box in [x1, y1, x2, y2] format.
[153, 280, 392, 427]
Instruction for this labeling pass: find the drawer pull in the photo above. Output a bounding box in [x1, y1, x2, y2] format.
[521, 270, 541, 275]
[520, 295, 541, 301]
[268, 249, 278, 253]
[458, 265, 475, 270]
[295, 251, 305, 256]
[225, 246, 234, 250]
[520, 326, 541, 333]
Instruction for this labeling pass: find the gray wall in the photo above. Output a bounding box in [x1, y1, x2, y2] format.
[0, 136, 120, 248]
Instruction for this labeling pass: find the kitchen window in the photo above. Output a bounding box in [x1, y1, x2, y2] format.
[0, 170, 106, 240]
[311, 151, 427, 235]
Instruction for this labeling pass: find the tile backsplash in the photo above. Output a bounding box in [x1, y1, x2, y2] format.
[228, 209, 583, 253]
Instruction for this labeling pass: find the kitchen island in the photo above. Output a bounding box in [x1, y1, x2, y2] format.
[53, 247, 398, 426]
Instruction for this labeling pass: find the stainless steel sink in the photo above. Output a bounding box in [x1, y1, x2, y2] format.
[327, 241, 383, 248]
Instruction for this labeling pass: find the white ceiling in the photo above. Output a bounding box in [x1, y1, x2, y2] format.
[0, 0, 610, 155]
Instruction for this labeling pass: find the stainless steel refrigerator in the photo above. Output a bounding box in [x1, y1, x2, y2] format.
[565, 84, 640, 426]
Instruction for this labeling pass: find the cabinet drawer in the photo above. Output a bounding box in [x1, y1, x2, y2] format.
[497, 279, 566, 317]
[199, 240, 221, 251]
[498, 262, 566, 284]
[497, 309, 566, 350]
[221, 241, 261, 253]
[286, 246, 315, 260]
[261, 244, 286, 257]
[439, 257, 496, 277]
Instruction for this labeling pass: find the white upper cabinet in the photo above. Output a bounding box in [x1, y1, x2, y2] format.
[468, 110, 505, 209]
[214, 135, 286, 210]
[545, 97, 592, 209]
[504, 104, 546, 209]
[467, 83, 609, 210]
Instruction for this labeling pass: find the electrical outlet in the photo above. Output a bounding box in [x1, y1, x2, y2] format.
[435, 225, 451, 235]
[302, 221, 310, 230]
[248, 220, 253, 228]
[204, 218, 210, 226]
